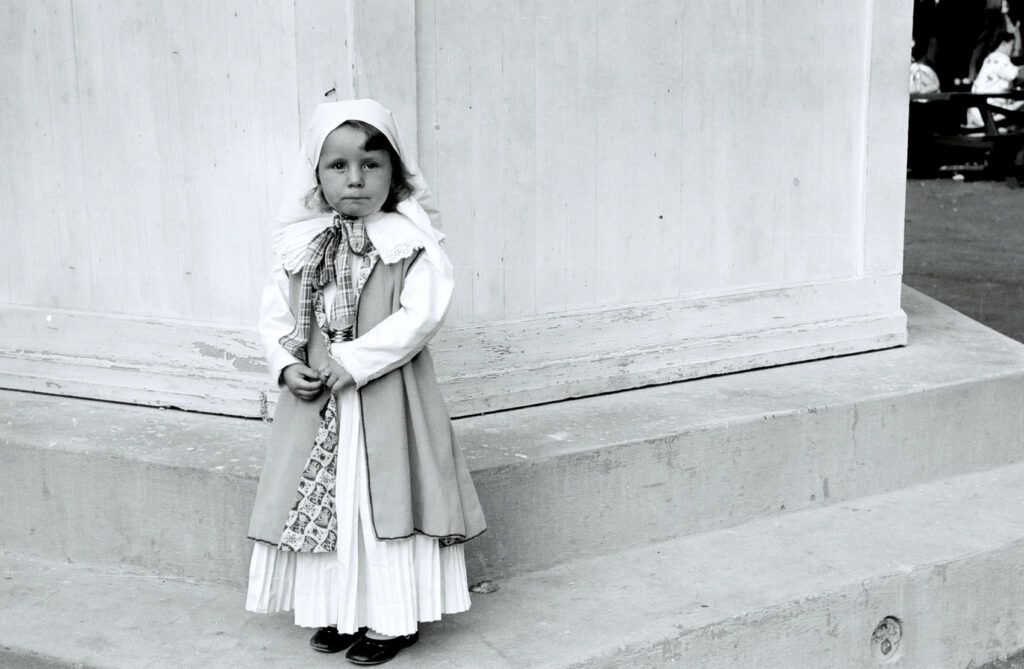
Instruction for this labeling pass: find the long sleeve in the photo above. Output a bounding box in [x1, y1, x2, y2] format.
[259, 264, 303, 386]
[330, 250, 454, 388]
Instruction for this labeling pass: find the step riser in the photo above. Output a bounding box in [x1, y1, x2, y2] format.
[5, 461, 1023, 668]
[580, 540, 1024, 669]
[0, 445, 253, 584]
[468, 374, 1024, 579]
[3, 371, 1023, 587]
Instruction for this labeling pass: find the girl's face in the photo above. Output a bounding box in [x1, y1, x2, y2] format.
[317, 124, 393, 219]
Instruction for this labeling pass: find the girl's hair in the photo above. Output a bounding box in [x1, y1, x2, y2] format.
[993, 30, 1017, 49]
[305, 120, 414, 213]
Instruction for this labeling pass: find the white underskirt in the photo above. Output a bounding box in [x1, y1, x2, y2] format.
[245, 384, 470, 636]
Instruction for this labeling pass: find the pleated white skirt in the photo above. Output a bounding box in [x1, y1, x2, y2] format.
[245, 385, 471, 636]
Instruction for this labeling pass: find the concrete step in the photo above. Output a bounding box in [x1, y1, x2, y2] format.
[3, 287, 1024, 588]
[2, 460, 1024, 668]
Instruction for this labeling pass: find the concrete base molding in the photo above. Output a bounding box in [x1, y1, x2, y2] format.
[0, 275, 907, 418]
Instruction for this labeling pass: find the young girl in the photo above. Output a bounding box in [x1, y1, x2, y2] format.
[246, 99, 486, 665]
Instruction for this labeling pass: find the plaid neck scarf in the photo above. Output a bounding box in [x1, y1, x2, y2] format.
[279, 214, 375, 360]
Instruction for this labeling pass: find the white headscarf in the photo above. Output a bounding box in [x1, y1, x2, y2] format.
[272, 99, 445, 269]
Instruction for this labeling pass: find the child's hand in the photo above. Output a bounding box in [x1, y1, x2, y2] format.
[319, 360, 355, 394]
[281, 363, 324, 401]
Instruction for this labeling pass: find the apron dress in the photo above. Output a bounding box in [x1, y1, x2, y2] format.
[246, 248, 474, 636]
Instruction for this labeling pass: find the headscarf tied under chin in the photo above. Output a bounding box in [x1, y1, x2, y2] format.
[274, 98, 443, 240]
[273, 99, 447, 359]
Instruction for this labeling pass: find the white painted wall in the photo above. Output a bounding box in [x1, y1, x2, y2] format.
[2, 1, 294, 322]
[420, 1, 881, 324]
[0, 1, 912, 417]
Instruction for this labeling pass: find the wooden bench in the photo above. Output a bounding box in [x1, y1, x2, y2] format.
[908, 91, 1024, 184]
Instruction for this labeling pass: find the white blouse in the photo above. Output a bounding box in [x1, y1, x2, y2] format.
[258, 246, 454, 389]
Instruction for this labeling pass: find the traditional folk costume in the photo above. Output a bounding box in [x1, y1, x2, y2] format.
[246, 100, 486, 637]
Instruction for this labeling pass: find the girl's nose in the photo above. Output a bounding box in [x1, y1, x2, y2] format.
[347, 172, 363, 187]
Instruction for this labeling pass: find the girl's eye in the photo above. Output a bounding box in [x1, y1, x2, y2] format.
[331, 162, 347, 170]
[363, 162, 379, 171]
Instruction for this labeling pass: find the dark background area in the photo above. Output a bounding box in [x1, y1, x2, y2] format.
[904, 177, 1024, 344]
[914, 0, 1024, 88]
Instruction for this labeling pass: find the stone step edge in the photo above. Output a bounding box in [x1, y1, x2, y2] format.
[2, 289, 1021, 476]
[5, 287, 1024, 586]
[3, 460, 1024, 669]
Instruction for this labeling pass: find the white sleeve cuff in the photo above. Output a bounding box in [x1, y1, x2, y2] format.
[330, 342, 371, 388]
[267, 348, 304, 387]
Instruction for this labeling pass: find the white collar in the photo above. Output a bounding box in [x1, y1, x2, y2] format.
[273, 210, 441, 272]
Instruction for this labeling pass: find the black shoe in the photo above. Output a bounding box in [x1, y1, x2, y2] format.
[310, 626, 366, 653]
[344, 632, 419, 665]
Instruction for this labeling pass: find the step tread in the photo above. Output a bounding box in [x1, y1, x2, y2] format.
[3, 460, 1024, 669]
[3, 288, 1024, 478]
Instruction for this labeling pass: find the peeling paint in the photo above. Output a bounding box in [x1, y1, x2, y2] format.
[192, 342, 231, 360]
[232, 357, 264, 373]
[191, 341, 264, 374]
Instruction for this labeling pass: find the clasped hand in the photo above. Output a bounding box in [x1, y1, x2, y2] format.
[281, 360, 354, 400]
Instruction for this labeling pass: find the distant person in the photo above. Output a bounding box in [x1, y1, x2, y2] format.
[969, 0, 1022, 82]
[910, 59, 942, 94]
[967, 30, 1024, 126]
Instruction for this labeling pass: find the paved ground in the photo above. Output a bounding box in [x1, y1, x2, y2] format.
[904, 177, 1024, 343]
[990, 654, 1024, 669]
[905, 175, 1024, 669]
